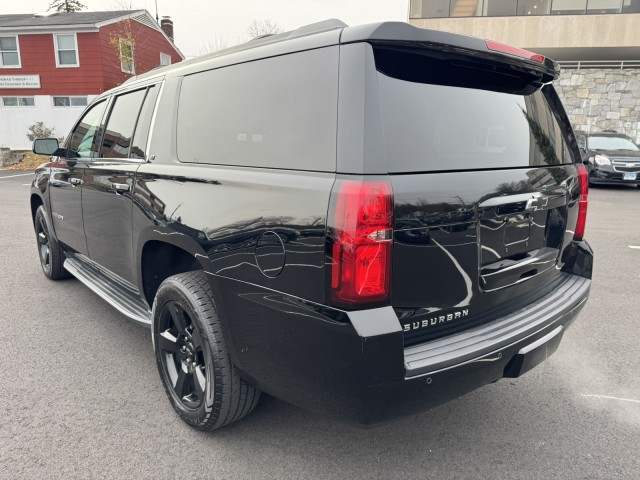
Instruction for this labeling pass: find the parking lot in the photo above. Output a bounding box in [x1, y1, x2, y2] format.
[1, 170, 638, 479]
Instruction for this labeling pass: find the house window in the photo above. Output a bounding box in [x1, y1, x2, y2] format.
[2, 96, 34, 107]
[54, 33, 79, 67]
[160, 52, 171, 66]
[53, 96, 88, 107]
[0, 36, 20, 67]
[119, 38, 135, 74]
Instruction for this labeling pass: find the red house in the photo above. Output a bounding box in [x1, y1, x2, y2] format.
[0, 10, 183, 149]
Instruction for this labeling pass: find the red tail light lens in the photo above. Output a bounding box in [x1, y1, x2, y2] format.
[574, 164, 589, 240]
[486, 40, 545, 63]
[327, 179, 393, 308]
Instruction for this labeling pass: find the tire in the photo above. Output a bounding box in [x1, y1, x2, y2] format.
[34, 205, 70, 280]
[152, 271, 260, 431]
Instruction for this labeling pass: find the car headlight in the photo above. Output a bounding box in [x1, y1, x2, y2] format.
[594, 154, 611, 166]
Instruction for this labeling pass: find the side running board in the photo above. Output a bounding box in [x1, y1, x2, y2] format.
[64, 255, 151, 327]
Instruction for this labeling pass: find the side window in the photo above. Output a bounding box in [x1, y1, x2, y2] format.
[176, 47, 338, 172]
[67, 100, 108, 159]
[130, 85, 160, 160]
[100, 88, 147, 159]
[576, 134, 586, 150]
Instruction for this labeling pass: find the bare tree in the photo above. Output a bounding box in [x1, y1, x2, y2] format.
[48, 0, 86, 12]
[199, 34, 230, 55]
[247, 19, 282, 39]
[109, 0, 136, 8]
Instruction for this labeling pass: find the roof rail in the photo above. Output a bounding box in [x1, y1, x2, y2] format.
[288, 19, 348, 39]
[203, 18, 348, 60]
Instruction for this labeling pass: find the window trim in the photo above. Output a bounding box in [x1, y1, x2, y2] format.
[52, 96, 89, 108]
[65, 98, 110, 159]
[159, 52, 171, 67]
[54, 33, 79, 68]
[119, 37, 135, 75]
[0, 35, 21, 68]
[1, 96, 35, 107]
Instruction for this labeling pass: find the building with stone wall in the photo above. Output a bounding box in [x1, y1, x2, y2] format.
[409, 1, 640, 141]
[555, 69, 640, 141]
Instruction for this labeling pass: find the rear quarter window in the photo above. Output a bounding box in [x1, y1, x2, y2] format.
[377, 73, 573, 173]
[176, 46, 339, 172]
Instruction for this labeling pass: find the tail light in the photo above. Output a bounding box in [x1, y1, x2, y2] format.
[486, 40, 545, 63]
[574, 164, 589, 240]
[326, 178, 393, 308]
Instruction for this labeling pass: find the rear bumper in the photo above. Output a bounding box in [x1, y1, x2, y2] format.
[219, 243, 592, 425]
[366, 274, 589, 423]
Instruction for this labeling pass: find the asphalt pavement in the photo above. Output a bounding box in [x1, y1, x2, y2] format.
[1, 170, 639, 479]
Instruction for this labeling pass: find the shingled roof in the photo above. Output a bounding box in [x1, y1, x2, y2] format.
[0, 10, 159, 31]
[0, 10, 139, 28]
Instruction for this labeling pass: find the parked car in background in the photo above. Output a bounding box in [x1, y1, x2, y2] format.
[575, 131, 640, 187]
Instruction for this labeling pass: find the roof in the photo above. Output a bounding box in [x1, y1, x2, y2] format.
[123, 18, 556, 89]
[0, 10, 134, 28]
[0, 9, 183, 59]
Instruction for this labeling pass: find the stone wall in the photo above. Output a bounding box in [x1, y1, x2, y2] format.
[0, 148, 29, 167]
[555, 69, 640, 142]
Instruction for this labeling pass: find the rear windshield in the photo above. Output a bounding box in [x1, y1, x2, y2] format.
[587, 135, 639, 151]
[377, 73, 573, 173]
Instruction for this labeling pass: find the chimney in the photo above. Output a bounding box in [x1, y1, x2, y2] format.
[160, 16, 174, 42]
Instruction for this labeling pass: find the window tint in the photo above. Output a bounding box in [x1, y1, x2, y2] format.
[130, 85, 160, 159]
[623, 0, 640, 13]
[587, 135, 639, 151]
[67, 100, 108, 159]
[484, 0, 517, 16]
[551, 0, 587, 14]
[2, 96, 34, 106]
[517, 0, 552, 15]
[100, 89, 146, 159]
[53, 96, 88, 107]
[160, 53, 171, 66]
[0, 36, 19, 66]
[55, 33, 78, 66]
[119, 38, 135, 74]
[177, 46, 338, 172]
[377, 73, 572, 173]
[586, 0, 622, 14]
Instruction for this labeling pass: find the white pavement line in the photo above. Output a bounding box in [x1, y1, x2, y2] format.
[629, 246, 640, 250]
[22, 183, 31, 186]
[0, 173, 33, 179]
[582, 394, 640, 404]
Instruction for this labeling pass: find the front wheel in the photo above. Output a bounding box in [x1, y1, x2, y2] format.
[152, 271, 260, 431]
[34, 205, 70, 280]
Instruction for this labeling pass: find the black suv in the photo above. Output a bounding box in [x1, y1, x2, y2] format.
[30, 20, 593, 430]
[575, 131, 640, 187]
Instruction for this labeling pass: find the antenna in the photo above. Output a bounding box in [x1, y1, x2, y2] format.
[154, 0, 159, 23]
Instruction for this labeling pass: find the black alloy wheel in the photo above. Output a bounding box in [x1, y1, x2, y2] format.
[152, 271, 260, 431]
[34, 205, 70, 280]
[157, 300, 210, 409]
[35, 214, 51, 273]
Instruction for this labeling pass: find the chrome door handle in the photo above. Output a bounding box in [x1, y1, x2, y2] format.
[112, 183, 130, 193]
[69, 177, 83, 186]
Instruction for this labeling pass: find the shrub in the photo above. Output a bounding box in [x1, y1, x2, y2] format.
[26, 122, 56, 142]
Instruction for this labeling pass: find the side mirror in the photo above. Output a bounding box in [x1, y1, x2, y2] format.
[32, 138, 61, 156]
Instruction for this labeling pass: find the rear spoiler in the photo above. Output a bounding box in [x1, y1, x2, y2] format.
[340, 22, 559, 82]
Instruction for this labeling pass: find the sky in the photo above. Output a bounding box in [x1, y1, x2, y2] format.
[1, 0, 409, 57]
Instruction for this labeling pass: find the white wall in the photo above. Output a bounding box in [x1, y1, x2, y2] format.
[0, 95, 97, 149]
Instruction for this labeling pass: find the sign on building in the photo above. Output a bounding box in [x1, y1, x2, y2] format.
[0, 75, 41, 89]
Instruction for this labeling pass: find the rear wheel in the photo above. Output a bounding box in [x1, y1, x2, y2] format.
[152, 271, 260, 431]
[34, 205, 70, 280]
